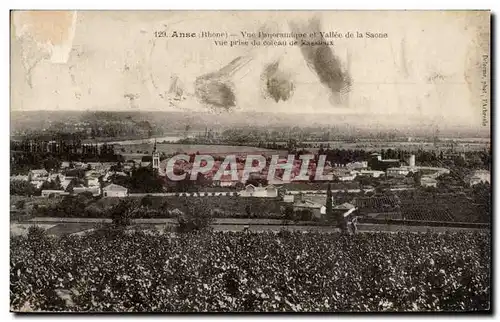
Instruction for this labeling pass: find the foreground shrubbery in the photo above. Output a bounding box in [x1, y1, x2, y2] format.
[30, 195, 288, 220]
[10, 230, 490, 312]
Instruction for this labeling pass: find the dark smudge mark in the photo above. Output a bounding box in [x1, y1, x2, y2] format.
[289, 18, 351, 105]
[124, 93, 139, 109]
[261, 59, 295, 102]
[195, 79, 236, 111]
[195, 56, 252, 111]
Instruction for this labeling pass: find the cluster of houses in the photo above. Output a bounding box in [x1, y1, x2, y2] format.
[158, 155, 408, 186]
[10, 161, 131, 198]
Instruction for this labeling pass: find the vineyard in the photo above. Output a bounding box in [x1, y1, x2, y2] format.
[354, 196, 399, 213]
[355, 190, 490, 224]
[400, 207, 454, 222]
[10, 229, 491, 312]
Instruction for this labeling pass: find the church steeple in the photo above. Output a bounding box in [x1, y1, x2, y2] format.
[152, 139, 160, 170]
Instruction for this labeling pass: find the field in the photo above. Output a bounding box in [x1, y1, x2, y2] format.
[354, 196, 399, 213]
[118, 143, 287, 158]
[307, 142, 488, 153]
[354, 191, 490, 224]
[10, 230, 490, 312]
[401, 208, 454, 222]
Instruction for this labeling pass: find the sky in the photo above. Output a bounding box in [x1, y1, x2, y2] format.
[10, 10, 490, 129]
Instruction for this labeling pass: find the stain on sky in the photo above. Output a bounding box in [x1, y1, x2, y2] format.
[124, 93, 139, 109]
[194, 56, 252, 111]
[289, 18, 351, 105]
[261, 59, 295, 102]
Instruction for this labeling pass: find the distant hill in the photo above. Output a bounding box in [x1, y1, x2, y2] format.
[10, 110, 491, 140]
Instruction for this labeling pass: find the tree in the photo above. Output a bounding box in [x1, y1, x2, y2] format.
[159, 200, 169, 216]
[129, 167, 164, 193]
[141, 195, 154, 207]
[10, 180, 37, 196]
[298, 209, 313, 221]
[325, 183, 333, 221]
[15, 199, 26, 210]
[110, 198, 138, 227]
[245, 204, 252, 218]
[282, 204, 295, 221]
[43, 157, 61, 172]
[413, 172, 422, 186]
[177, 199, 214, 233]
[54, 175, 62, 188]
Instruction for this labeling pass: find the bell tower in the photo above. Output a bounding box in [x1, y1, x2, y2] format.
[152, 139, 160, 170]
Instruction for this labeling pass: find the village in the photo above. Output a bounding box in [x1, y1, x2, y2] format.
[10, 140, 491, 226]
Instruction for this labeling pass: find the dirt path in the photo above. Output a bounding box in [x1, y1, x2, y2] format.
[11, 219, 489, 237]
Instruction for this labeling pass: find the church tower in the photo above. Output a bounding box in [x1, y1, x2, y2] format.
[152, 139, 160, 170]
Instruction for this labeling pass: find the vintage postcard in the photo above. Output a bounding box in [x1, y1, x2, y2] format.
[10, 10, 491, 313]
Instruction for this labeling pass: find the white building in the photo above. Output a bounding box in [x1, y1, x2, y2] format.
[41, 190, 70, 197]
[48, 173, 65, 183]
[407, 154, 416, 167]
[73, 186, 101, 196]
[86, 177, 100, 187]
[467, 170, 491, 186]
[30, 180, 46, 189]
[321, 202, 358, 218]
[346, 161, 368, 170]
[421, 177, 438, 188]
[293, 200, 323, 219]
[358, 170, 385, 178]
[386, 167, 412, 177]
[29, 169, 48, 180]
[10, 175, 29, 181]
[239, 184, 278, 198]
[337, 173, 357, 181]
[102, 184, 128, 197]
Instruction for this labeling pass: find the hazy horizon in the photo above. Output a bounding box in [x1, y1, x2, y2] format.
[10, 109, 491, 138]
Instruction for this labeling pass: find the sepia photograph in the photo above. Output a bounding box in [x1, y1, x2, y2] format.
[9, 10, 491, 313]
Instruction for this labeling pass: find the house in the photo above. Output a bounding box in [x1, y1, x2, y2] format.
[421, 177, 438, 188]
[321, 202, 358, 220]
[239, 184, 278, 198]
[10, 175, 29, 182]
[86, 177, 100, 187]
[29, 169, 48, 180]
[74, 162, 87, 169]
[466, 170, 490, 186]
[293, 199, 323, 219]
[214, 174, 237, 188]
[41, 190, 70, 197]
[61, 178, 76, 191]
[283, 195, 294, 203]
[102, 184, 128, 197]
[73, 186, 101, 196]
[358, 170, 385, 178]
[337, 173, 357, 182]
[386, 167, 412, 177]
[346, 161, 368, 170]
[30, 180, 46, 189]
[48, 173, 65, 183]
